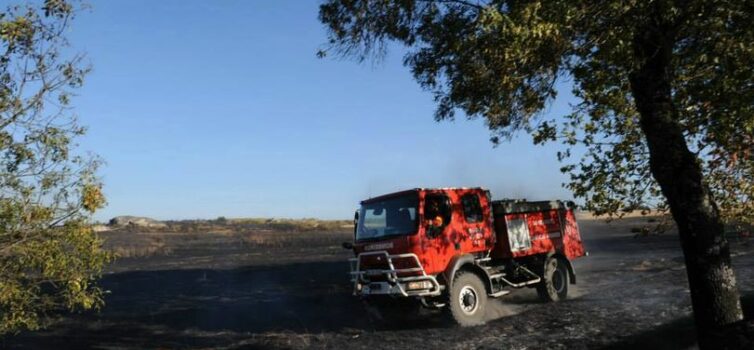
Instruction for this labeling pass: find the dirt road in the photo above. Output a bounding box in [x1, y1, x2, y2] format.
[6, 217, 754, 349]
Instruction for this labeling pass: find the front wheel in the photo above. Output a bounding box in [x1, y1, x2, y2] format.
[447, 271, 487, 326]
[537, 256, 569, 302]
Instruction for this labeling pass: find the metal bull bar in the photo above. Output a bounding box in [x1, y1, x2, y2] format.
[349, 251, 441, 297]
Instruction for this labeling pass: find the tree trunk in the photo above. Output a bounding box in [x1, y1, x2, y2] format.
[628, 10, 744, 348]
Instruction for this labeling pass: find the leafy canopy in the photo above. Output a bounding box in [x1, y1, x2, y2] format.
[319, 0, 754, 224]
[0, 0, 110, 334]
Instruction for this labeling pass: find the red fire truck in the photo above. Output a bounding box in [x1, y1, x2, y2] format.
[344, 187, 587, 326]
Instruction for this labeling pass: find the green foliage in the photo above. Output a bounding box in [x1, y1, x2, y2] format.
[319, 0, 754, 224]
[0, 0, 111, 334]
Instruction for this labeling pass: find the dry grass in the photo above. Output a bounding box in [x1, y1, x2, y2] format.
[238, 230, 349, 248]
[102, 233, 173, 258]
[100, 218, 353, 259]
[576, 209, 668, 220]
[111, 217, 353, 234]
[226, 217, 352, 232]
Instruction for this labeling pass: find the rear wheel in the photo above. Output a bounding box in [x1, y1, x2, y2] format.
[537, 256, 569, 302]
[447, 271, 487, 326]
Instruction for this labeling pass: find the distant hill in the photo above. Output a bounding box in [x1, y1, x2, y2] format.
[109, 216, 167, 229]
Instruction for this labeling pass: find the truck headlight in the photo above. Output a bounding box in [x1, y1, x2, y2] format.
[406, 281, 433, 290]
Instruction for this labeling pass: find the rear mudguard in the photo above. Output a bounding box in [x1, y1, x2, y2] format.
[546, 251, 577, 284]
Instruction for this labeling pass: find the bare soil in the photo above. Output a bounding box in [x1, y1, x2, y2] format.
[4, 216, 754, 349]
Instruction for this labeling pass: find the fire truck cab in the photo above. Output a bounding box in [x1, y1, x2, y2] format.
[345, 187, 587, 326]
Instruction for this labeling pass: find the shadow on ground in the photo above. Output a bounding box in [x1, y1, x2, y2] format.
[600, 293, 754, 350]
[6, 261, 445, 349]
[97, 261, 364, 333]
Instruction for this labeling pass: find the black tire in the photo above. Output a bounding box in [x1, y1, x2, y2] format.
[537, 256, 569, 302]
[447, 271, 487, 326]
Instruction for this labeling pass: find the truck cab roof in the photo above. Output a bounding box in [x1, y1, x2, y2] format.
[361, 187, 489, 204]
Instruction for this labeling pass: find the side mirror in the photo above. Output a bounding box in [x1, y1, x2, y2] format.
[353, 210, 359, 240]
[342, 242, 354, 250]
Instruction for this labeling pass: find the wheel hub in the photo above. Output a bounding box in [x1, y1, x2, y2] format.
[459, 286, 478, 314]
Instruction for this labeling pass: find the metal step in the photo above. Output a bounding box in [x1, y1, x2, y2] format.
[499, 275, 541, 288]
[488, 290, 510, 298]
[483, 265, 505, 272]
[488, 273, 505, 280]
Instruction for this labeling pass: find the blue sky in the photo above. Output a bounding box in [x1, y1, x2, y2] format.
[65, 0, 578, 221]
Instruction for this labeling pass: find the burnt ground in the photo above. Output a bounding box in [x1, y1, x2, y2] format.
[4, 216, 754, 349]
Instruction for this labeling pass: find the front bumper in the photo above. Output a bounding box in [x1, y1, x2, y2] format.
[349, 251, 441, 297]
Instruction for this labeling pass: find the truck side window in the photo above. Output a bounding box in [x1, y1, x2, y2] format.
[424, 194, 451, 235]
[461, 194, 483, 223]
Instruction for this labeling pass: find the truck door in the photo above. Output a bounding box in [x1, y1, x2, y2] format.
[422, 193, 453, 275]
[460, 192, 493, 253]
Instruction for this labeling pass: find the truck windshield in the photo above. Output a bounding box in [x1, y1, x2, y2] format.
[357, 193, 418, 241]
